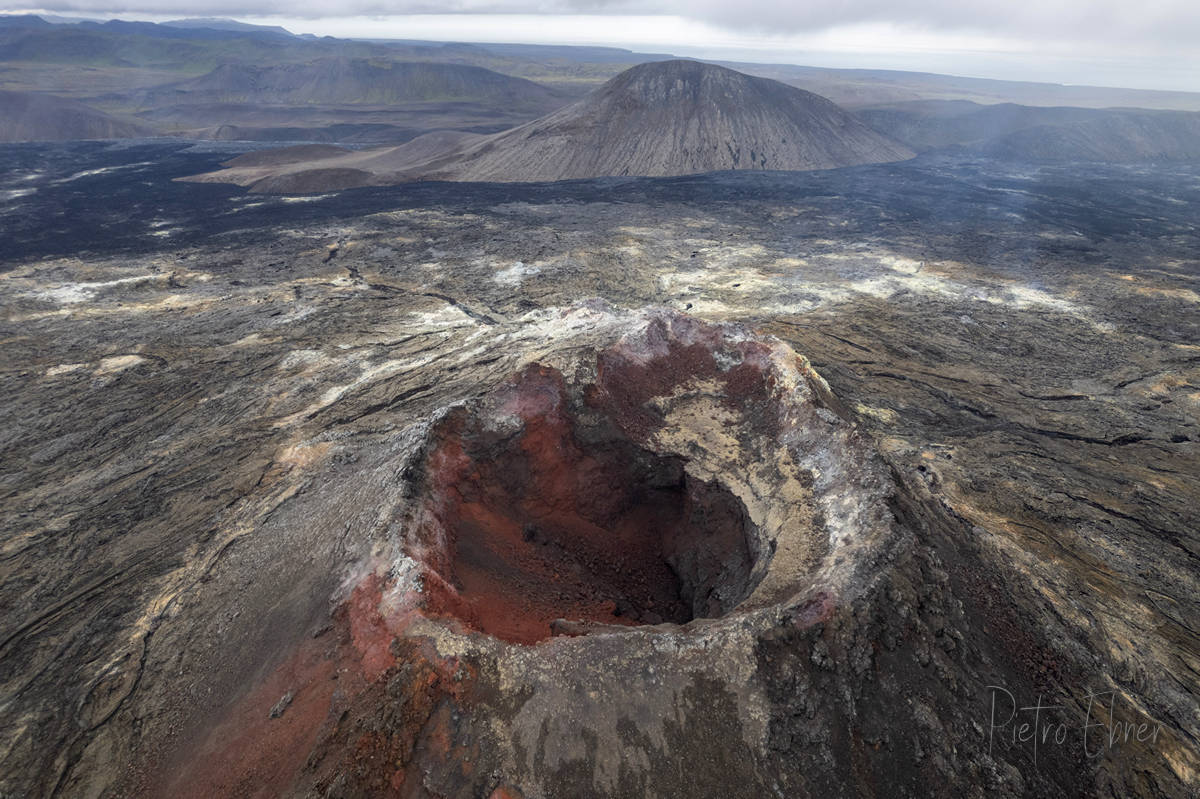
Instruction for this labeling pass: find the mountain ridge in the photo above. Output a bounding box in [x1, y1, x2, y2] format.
[133, 58, 567, 111]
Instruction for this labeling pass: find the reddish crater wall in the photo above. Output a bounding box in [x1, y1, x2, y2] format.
[412, 363, 759, 644]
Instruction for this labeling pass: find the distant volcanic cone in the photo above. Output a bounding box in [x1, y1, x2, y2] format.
[184, 59, 916, 192]
[421, 59, 917, 181]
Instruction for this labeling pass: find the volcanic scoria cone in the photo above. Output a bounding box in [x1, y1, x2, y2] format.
[102, 305, 1129, 798]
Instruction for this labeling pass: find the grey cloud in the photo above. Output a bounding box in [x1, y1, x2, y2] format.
[20, 0, 1200, 46]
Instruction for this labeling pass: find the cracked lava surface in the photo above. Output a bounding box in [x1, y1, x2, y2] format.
[2, 149, 1198, 798]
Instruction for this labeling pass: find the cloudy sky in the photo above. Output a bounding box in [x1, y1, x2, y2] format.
[11, 0, 1200, 91]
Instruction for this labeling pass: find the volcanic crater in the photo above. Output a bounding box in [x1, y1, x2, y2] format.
[398, 310, 893, 646]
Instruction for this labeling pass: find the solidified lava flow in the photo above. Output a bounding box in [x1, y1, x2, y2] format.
[410, 363, 761, 644]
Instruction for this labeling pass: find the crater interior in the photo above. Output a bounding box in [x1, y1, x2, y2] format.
[412, 363, 767, 643]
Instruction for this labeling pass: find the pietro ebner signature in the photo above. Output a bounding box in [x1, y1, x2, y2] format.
[986, 686, 1163, 765]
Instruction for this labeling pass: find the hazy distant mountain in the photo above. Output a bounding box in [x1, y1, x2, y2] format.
[0, 14, 53, 28]
[162, 18, 293, 36]
[414, 60, 915, 182]
[0, 90, 153, 141]
[79, 19, 289, 42]
[28, 14, 107, 24]
[979, 114, 1200, 162]
[737, 64, 1200, 112]
[0, 16, 368, 71]
[856, 101, 1096, 150]
[139, 59, 567, 111]
[5, 15, 1200, 114]
[185, 60, 915, 192]
[470, 42, 675, 65]
[0, 23, 218, 67]
[858, 100, 1200, 162]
